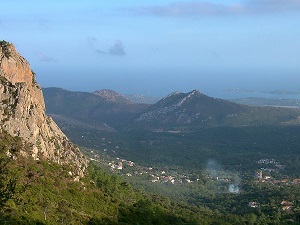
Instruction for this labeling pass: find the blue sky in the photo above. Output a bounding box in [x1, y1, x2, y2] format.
[2, 0, 300, 98]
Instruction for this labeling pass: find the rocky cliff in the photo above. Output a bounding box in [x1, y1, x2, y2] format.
[0, 40, 88, 178]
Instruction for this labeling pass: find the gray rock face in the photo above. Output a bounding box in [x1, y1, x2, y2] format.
[93, 89, 133, 104]
[0, 41, 88, 177]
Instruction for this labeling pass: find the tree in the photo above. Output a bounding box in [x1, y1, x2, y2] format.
[0, 139, 17, 208]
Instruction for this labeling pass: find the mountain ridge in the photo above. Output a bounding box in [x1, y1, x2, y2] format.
[43, 87, 149, 128]
[93, 89, 133, 104]
[43, 87, 300, 131]
[131, 89, 249, 129]
[124, 93, 160, 104]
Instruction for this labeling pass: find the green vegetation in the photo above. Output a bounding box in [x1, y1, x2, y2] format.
[0, 40, 10, 46]
[1, 130, 251, 225]
[2, 109, 300, 224]
[61, 124, 300, 171]
[0, 40, 12, 58]
[0, 77, 20, 123]
[2, 85, 300, 223]
[55, 120, 300, 224]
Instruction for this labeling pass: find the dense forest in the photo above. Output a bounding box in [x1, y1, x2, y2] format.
[3, 126, 300, 224]
[51, 121, 300, 224]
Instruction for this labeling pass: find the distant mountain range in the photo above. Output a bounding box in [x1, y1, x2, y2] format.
[43, 87, 149, 129]
[43, 88, 300, 131]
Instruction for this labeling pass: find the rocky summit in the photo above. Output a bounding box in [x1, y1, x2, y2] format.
[93, 89, 133, 104]
[0, 41, 88, 178]
[131, 89, 248, 129]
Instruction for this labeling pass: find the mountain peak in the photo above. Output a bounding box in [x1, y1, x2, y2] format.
[166, 91, 181, 97]
[93, 89, 132, 104]
[133, 90, 247, 129]
[93, 89, 120, 96]
[189, 89, 202, 95]
[0, 40, 15, 54]
[0, 41, 33, 85]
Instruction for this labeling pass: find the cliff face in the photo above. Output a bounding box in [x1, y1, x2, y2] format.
[0, 41, 88, 178]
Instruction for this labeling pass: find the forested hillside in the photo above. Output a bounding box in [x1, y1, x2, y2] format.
[1, 129, 251, 225]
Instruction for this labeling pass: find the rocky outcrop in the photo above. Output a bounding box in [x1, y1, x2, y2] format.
[93, 89, 133, 104]
[0, 40, 88, 177]
[0, 41, 33, 85]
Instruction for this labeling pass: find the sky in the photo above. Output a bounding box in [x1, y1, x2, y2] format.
[2, 0, 300, 98]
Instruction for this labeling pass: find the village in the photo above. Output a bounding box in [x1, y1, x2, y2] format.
[106, 156, 194, 185]
[247, 158, 300, 211]
[88, 147, 243, 189]
[88, 146, 232, 185]
[254, 158, 300, 186]
[88, 144, 300, 186]
[87, 146, 300, 212]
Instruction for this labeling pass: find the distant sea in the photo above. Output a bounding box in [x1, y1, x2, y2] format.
[216, 90, 300, 100]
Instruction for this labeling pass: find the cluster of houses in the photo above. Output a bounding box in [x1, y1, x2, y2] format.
[254, 158, 300, 186]
[106, 157, 194, 185]
[150, 172, 193, 184]
[150, 174, 176, 184]
[257, 158, 285, 169]
[244, 159, 299, 211]
[248, 200, 293, 211]
[108, 157, 135, 171]
[105, 153, 241, 186]
[255, 171, 300, 185]
[257, 158, 276, 164]
[86, 142, 194, 185]
[281, 200, 293, 211]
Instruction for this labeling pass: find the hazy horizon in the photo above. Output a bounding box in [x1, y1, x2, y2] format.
[2, 0, 300, 99]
